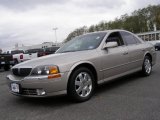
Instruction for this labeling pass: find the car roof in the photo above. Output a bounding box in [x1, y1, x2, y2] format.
[84, 29, 130, 35]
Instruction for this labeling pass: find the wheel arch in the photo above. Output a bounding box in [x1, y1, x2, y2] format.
[67, 61, 98, 90]
[144, 52, 152, 62]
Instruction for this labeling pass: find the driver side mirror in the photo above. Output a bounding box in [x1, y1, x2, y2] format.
[103, 42, 118, 49]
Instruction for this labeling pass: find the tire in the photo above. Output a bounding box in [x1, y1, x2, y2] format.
[67, 67, 95, 102]
[142, 56, 152, 76]
[14, 59, 19, 65]
[155, 47, 158, 51]
[4, 65, 10, 71]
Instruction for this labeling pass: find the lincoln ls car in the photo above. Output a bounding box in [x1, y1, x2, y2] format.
[7, 30, 156, 102]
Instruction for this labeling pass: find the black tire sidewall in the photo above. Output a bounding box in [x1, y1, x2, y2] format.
[68, 67, 95, 102]
[4, 65, 10, 71]
[14, 59, 18, 65]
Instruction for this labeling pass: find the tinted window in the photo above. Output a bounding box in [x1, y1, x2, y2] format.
[133, 35, 141, 43]
[45, 47, 59, 52]
[106, 32, 124, 46]
[121, 32, 137, 45]
[25, 49, 44, 53]
[11, 50, 24, 55]
[155, 43, 160, 46]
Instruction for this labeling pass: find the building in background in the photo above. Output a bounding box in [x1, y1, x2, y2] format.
[137, 31, 160, 41]
[137, 30, 160, 45]
[13, 42, 62, 51]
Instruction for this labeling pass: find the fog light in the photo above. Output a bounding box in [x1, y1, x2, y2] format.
[36, 89, 46, 96]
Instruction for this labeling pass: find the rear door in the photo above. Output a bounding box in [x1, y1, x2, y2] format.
[120, 31, 145, 69]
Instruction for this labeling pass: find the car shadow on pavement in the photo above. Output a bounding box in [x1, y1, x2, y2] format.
[14, 94, 74, 107]
[0, 68, 11, 72]
[13, 71, 156, 106]
[0, 69, 4, 72]
[95, 71, 152, 95]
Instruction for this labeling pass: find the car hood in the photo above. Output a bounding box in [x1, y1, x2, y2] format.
[13, 50, 98, 72]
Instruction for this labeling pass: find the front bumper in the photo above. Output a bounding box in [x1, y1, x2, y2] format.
[6, 72, 69, 97]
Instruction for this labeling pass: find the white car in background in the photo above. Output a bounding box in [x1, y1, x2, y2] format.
[7, 49, 44, 64]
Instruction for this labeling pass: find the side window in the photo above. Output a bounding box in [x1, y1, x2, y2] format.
[121, 32, 137, 45]
[133, 35, 141, 44]
[106, 32, 124, 46]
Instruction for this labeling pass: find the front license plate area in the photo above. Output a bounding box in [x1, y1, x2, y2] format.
[11, 83, 19, 93]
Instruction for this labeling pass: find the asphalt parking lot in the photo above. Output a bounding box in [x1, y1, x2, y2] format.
[0, 52, 160, 120]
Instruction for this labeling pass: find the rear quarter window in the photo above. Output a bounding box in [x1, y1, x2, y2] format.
[121, 31, 138, 45]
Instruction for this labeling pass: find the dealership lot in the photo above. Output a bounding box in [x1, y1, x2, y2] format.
[0, 52, 160, 120]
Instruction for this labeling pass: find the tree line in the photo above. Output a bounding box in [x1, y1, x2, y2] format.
[65, 4, 160, 42]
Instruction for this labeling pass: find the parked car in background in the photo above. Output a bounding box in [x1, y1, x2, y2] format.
[155, 42, 160, 51]
[44, 46, 60, 55]
[13, 52, 37, 64]
[7, 50, 24, 55]
[6, 50, 24, 64]
[0, 53, 14, 71]
[0, 49, 2, 54]
[25, 48, 45, 57]
[12, 48, 45, 64]
[7, 30, 156, 102]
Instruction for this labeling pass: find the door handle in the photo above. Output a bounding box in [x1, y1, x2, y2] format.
[123, 52, 128, 55]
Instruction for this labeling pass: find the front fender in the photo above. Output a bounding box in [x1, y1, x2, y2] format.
[70, 61, 95, 72]
[143, 49, 156, 66]
[65, 61, 97, 84]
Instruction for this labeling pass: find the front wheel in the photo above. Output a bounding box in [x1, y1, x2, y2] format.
[142, 56, 152, 76]
[14, 59, 19, 65]
[67, 67, 95, 102]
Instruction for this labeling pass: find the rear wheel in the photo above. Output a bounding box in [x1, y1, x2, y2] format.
[142, 56, 152, 76]
[67, 67, 95, 102]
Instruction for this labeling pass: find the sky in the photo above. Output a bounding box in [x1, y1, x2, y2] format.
[0, 0, 160, 51]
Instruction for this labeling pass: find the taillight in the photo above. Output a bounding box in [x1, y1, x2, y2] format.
[20, 54, 23, 59]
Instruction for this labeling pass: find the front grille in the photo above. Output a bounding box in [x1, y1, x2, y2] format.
[12, 68, 18, 75]
[21, 88, 37, 95]
[12, 68, 32, 77]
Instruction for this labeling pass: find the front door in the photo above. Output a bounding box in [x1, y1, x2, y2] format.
[100, 32, 130, 80]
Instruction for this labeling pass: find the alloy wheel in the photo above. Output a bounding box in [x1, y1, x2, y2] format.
[75, 72, 92, 97]
[144, 59, 151, 74]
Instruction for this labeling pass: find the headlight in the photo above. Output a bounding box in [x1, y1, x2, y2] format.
[31, 65, 59, 75]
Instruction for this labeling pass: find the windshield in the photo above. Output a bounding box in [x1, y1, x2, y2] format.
[56, 32, 106, 53]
